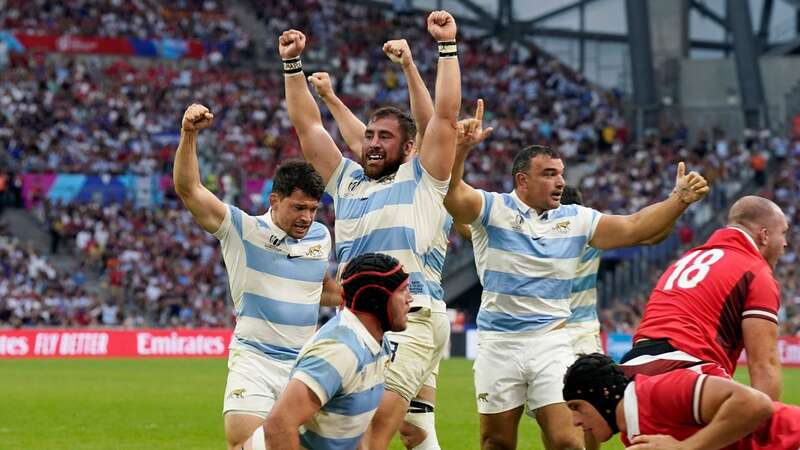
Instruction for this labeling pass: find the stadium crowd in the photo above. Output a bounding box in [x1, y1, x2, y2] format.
[1, 0, 799, 337]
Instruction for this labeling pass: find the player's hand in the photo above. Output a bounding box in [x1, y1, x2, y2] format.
[427, 10, 457, 42]
[626, 434, 686, 450]
[181, 103, 214, 132]
[278, 29, 306, 59]
[308, 72, 334, 98]
[457, 99, 493, 155]
[672, 162, 710, 205]
[383, 39, 413, 68]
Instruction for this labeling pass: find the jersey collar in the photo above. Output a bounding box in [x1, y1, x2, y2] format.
[263, 209, 288, 243]
[623, 381, 640, 441]
[341, 308, 383, 355]
[725, 226, 760, 253]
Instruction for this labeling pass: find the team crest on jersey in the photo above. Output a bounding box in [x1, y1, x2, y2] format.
[305, 244, 323, 257]
[229, 388, 246, 399]
[553, 220, 571, 234]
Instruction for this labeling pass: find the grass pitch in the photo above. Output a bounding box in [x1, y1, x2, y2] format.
[2, 358, 798, 449]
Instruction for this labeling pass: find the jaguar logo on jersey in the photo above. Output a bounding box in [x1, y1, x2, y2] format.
[553, 220, 571, 234]
[305, 244, 323, 257]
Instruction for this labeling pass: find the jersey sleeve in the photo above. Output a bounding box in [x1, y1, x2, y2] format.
[742, 266, 780, 324]
[412, 156, 449, 198]
[470, 190, 493, 230]
[324, 157, 358, 199]
[212, 204, 243, 243]
[643, 369, 707, 426]
[290, 339, 358, 406]
[576, 205, 603, 242]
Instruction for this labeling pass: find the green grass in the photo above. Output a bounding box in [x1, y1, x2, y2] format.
[1, 358, 798, 449]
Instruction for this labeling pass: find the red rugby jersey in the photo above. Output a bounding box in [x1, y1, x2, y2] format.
[634, 227, 780, 375]
[620, 370, 800, 450]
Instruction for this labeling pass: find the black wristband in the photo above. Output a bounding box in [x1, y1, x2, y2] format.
[282, 57, 302, 74]
[438, 41, 457, 58]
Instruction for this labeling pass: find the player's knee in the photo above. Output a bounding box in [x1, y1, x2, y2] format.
[546, 430, 583, 450]
[480, 432, 516, 450]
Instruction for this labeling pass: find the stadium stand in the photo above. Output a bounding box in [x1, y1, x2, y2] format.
[0, 0, 797, 336]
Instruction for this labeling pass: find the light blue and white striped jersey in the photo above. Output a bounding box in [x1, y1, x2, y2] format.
[291, 308, 392, 450]
[326, 156, 450, 312]
[565, 246, 602, 335]
[213, 205, 331, 361]
[470, 190, 603, 335]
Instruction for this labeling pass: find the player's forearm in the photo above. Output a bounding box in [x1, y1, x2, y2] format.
[265, 418, 301, 450]
[320, 93, 365, 156]
[628, 194, 688, 243]
[433, 56, 460, 122]
[749, 360, 783, 400]
[682, 391, 773, 450]
[285, 73, 323, 134]
[173, 130, 203, 198]
[403, 61, 434, 141]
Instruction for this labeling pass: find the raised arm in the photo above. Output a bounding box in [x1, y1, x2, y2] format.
[280, 30, 342, 184]
[418, 11, 460, 181]
[384, 39, 434, 146]
[173, 104, 227, 234]
[308, 72, 366, 156]
[628, 376, 774, 450]
[590, 163, 709, 250]
[443, 100, 493, 225]
[264, 379, 322, 450]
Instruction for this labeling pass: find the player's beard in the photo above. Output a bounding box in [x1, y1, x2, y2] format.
[363, 153, 403, 180]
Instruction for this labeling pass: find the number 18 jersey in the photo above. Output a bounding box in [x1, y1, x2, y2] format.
[634, 227, 780, 375]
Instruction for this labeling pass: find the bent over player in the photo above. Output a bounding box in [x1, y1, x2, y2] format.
[280, 10, 461, 450]
[564, 353, 800, 450]
[265, 253, 412, 450]
[173, 104, 336, 450]
[621, 195, 788, 400]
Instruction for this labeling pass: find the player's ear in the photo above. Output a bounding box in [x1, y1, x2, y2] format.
[403, 139, 414, 157]
[268, 192, 280, 209]
[758, 227, 769, 246]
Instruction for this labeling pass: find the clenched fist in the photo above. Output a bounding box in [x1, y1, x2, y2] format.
[308, 72, 334, 98]
[278, 29, 306, 59]
[427, 10, 457, 42]
[383, 39, 413, 68]
[672, 162, 710, 204]
[182, 103, 214, 132]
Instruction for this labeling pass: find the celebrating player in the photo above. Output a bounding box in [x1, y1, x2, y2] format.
[307, 38, 466, 450]
[173, 104, 338, 450]
[621, 195, 788, 400]
[280, 10, 460, 450]
[444, 103, 710, 450]
[563, 353, 800, 450]
[265, 253, 412, 450]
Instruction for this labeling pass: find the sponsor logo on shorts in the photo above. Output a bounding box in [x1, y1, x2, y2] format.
[477, 392, 489, 403]
[229, 388, 246, 399]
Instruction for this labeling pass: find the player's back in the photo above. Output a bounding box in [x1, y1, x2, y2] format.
[634, 227, 780, 375]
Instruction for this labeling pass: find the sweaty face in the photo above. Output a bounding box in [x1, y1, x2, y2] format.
[387, 282, 412, 332]
[762, 212, 789, 269]
[567, 400, 614, 443]
[362, 116, 410, 179]
[517, 155, 566, 213]
[269, 189, 320, 239]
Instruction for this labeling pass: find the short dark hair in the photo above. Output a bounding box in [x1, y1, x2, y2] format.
[368, 106, 416, 144]
[271, 160, 325, 200]
[560, 186, 582, 206]
[511, 145, 562, 186]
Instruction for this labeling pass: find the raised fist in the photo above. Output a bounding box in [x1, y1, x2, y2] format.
[427, 10, 457, 42]
[383, 39, 413, 67]
[278, 29, 306, 59]
[182, 103, 214, 132]
[672, 162, 710, 204]
[308, 72, 334, 98]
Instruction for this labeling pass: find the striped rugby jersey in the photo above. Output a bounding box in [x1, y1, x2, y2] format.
[213, 205, 331, 362]
[326, 156, 450, 312]
[469, 190, 602, 335]
[565, 246, 602, 335]
[291, 308, 392, 450]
